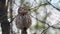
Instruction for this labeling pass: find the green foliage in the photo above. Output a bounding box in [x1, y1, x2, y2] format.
[43, 30, 50, 34]
[35, 22, 45, 29]
[20, 0, 31, 10]
[38, 1, 42, 8]
[20, 0, 24, 4]
[43, 30, 47, 34]
[24, 2, 31, 8]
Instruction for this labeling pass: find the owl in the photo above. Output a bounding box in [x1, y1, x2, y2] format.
[15, 4, 31, 34]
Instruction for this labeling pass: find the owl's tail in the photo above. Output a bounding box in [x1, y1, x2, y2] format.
[21, 28, 27, 34]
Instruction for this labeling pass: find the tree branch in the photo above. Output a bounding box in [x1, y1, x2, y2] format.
[9, 15, 18, 23]
[30, 15, 60, 29]
[47, 0, 60, 11]
[41, 27, 50, 34]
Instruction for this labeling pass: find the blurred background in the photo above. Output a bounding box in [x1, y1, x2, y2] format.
[0, 0, 60, 34]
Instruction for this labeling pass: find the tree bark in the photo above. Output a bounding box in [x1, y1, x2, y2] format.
[0, 0, 10, 34]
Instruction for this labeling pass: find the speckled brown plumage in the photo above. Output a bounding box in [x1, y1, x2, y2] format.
[15, 14, 31, 30]
[15, 4, 31, 34]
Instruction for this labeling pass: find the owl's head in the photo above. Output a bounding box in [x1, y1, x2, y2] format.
[18, 4, 30, 14]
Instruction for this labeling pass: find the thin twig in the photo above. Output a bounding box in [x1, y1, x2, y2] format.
[46, 0, 60, 11]
[41, 27, 50, 34]
[9, 15, 18, 23]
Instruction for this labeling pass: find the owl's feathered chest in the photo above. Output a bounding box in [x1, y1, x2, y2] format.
[18, 14, 27, 25]
[15, 14, 31, 29]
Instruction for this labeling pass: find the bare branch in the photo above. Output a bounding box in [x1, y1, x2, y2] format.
[12, 0, 20, 7]
[50, 26, 60, 29]
[30, 15, 60, 29]
[30, 3, 48, 13]
[47, 0, 60, 11]
[9, 15, 18, 23]
[41, 27, 50, 34]
[30, 14, 50, 26]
